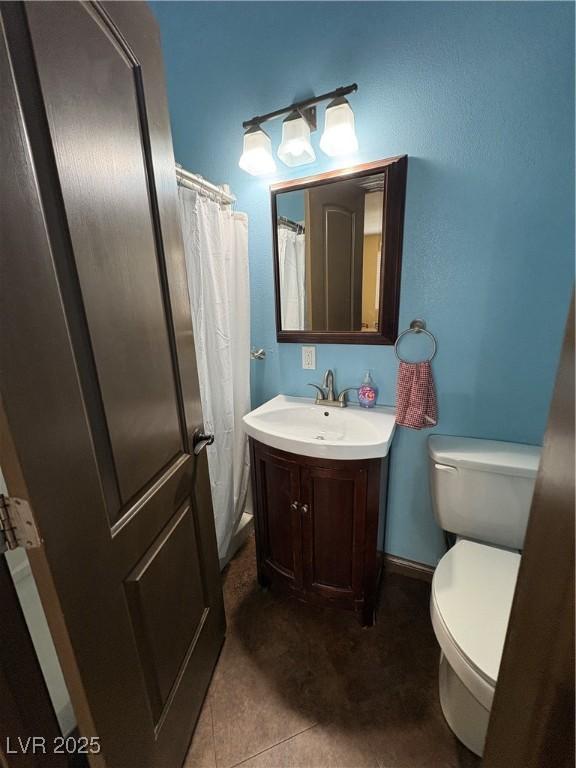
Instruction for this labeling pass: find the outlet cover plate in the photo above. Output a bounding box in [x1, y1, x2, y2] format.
[302, 346, 316, 370]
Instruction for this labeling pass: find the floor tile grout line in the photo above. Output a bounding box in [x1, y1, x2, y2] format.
[226, 722, 321, 768]
[203, 535, 479, 768]
[208, 698, 219, 768]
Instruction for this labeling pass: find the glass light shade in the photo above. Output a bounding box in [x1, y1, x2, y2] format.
[277, 112, 316, 167]
[319, 97, 359, 157]
[239, 126, 276, 176]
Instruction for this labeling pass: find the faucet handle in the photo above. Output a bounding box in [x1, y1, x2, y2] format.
[307, 383, 326, 401]
[337, 387, 358, 405]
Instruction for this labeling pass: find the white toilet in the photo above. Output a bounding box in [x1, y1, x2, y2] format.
[428, 435, 541, 757]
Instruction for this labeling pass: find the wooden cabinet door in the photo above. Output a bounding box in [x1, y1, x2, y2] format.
[251, 443, 304, 589]
[1, 4, 224, 766]
[300, 464, 369, 602]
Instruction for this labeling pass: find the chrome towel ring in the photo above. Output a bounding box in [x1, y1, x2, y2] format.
[395, 319, 437, 363]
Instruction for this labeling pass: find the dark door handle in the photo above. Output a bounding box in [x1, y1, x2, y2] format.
[193, 429, 214, 456]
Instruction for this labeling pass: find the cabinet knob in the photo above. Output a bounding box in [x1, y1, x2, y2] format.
[300, 504, 309, 515]
[290, 501, 299, 512]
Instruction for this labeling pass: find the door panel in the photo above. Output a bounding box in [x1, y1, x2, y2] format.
[0, 4, 225, 767]
[324, 206, 357, 331]
[124, 504, 207, 725]
[26, 0, 183, 510]
[264, 461, 296, 574]
[252, 443, 302, 587]
[310, 472, 355, 588]
[307, 181, 365, 331]
[301, 465, 368, 597]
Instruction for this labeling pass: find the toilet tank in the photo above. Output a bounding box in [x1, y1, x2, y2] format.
[428, 436, 541, 550]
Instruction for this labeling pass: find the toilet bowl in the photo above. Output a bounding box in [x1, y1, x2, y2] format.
[431, 539, 520, 755]
[428, 436, 540, 756]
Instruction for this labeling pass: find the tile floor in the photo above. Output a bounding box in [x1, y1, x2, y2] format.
[185, 536, 480, 768]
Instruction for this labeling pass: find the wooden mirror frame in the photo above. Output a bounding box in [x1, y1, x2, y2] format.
[271, 155, 407, 345]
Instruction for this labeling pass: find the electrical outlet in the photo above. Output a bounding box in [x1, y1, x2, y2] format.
[302, 346, 316, 370]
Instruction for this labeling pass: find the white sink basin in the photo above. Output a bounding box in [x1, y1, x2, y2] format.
[242, 395, 396, 460]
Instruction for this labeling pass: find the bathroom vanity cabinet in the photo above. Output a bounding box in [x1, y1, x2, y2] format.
[249, 439, 388, 626]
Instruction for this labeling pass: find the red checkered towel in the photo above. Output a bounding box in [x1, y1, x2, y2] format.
[396, 361, 438, 429]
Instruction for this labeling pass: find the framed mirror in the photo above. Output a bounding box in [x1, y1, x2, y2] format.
[271, 155, 407, 344]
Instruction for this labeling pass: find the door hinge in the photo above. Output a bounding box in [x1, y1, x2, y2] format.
[0, 495, 42, 554]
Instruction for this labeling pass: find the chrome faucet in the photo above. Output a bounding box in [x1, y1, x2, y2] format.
[307, 369, 357, 408]
[324, 369, 335, 401]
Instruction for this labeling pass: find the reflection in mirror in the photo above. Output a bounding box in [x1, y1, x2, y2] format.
[276, 192, 306, 330]
[275, 174, 385, 333]
[272, 156, 407, 344]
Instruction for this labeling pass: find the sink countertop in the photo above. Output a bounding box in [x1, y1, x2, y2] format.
[242, 394, 396, 460]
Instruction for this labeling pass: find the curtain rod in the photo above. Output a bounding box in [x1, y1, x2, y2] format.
[176, 165, 235, 204]
[278, 215, 304, 233]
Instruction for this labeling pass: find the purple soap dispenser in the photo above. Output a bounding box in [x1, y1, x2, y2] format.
[358, 370, 378, 408]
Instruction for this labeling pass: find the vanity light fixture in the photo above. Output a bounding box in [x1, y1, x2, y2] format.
[240, 83, 358, 174]
[319, 96, 359, 157]
[238, 125, 276, 176]
[277, 111, 316, 167]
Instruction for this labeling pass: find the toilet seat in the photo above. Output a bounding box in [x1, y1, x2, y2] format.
[430, 540, 520, 710]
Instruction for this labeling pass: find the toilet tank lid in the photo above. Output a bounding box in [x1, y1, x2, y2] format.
[428, 435, 541, 478]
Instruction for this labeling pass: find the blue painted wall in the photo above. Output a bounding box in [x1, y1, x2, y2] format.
[276, 190, 305, 225]
[152, 1, 574, 565]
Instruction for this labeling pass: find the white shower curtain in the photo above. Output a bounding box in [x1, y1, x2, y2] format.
[278, 226, 306, 329]
[178, 185, 251, 561]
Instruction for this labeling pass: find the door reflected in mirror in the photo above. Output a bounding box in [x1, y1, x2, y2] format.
[272, 157, 407, 344]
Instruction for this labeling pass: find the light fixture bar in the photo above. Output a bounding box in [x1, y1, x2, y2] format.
[242, 83, 358, 130]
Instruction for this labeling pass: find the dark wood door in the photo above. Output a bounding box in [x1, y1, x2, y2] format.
[250, 442, 303, 589]
[300, 463, 368, 603]
[307, 181, 365, 331]
[0, 3, 225, 767]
